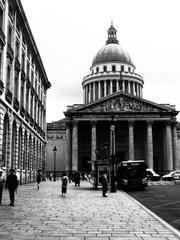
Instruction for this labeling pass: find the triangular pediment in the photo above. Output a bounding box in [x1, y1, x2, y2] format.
[70, 91, 176, 114]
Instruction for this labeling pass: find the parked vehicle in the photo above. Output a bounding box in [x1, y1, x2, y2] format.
[146, 169, 161, 181]
[162, 171, 176, 181]
[173, 171, 180, 182]
[117, 160, 148, 190]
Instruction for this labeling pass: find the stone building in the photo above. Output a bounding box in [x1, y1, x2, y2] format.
[47, 24, 179, 176]
[0, 0, 51, 183]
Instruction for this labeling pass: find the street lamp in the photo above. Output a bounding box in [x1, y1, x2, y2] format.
[94, 149, 99, 190]
[53, 146, 57, 181]
[110, 119, 116, 193]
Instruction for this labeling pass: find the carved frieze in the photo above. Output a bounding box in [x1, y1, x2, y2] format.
[47, 133, 66, 140]
[81, 96, 165, 113]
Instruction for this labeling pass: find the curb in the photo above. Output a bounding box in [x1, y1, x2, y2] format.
[123, 190, 180, 239]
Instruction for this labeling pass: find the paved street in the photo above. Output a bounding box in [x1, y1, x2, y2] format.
[0, 180, 180, 240]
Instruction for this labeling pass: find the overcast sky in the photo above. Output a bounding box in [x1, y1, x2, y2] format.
[21, 0, 180, 123]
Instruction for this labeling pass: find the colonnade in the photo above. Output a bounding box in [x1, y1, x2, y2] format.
[83, 79, 143, 104]
[66, 120, 178, 173]
[0, 112, 46, 184]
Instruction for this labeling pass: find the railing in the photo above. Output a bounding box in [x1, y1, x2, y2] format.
[13, 97, 20, 111]
[5, 88, 12, 103]
[0, 79, 4, 94]
[0, 27, 5, 46]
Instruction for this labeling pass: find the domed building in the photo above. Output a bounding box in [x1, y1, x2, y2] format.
[47, 24, 179, 178]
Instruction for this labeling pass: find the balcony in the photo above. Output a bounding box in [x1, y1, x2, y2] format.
[30, 116, 34, 126]
[5, 89, 12, 104]
[0, 28, 5, 46]
[7, 44, 14, 60]
[25, 111, 30, 123]
[20, 106, 25, 117]
[15, 57, 20, 72]
[26, 77, 31, 88]
[21, 69, 25, 80]
[13, 97, 20, 111]
[0, 79, 4, 94]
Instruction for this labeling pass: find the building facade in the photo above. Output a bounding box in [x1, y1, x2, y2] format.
[0, 0, 51, 183]
[47, 24, 179, 176]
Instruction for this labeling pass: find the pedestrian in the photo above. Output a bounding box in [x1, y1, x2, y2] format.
[100, 172, 108, 197]
[0, 170, 5, 205]
[74, 171, 81, 186]
[36, 170, 41, 190]
[5, 169, 18, 206]
[61, 172, 68, 196]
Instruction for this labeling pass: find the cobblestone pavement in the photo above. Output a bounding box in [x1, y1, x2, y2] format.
[0, 180, 180, 240]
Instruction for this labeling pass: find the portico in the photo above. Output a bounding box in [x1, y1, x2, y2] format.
[64, 91, 179, 175]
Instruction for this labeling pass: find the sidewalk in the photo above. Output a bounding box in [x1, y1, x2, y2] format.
[0, 180, 180, 240]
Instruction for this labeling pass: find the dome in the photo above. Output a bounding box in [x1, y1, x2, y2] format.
[91, 23, 134, 68]
[92, 43, 134, 67]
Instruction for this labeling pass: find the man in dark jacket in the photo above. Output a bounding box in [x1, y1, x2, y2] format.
[5, 169, 18, 206]
[101, 172, 108, 197]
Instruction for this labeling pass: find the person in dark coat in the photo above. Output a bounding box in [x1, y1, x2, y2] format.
[74, 171, 81, 187]
[5, 169, 18, 206]
[101, 172, 108, 197]
[61, 172, 68, 196]
[36, 170, 41, 190]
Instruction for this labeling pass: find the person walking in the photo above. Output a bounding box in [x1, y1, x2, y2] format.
[5, 169, 18, 206]
[74, 171, 81, 187]
[61, 172, 68, 196]
[101, 172, 108, 197]
[36, 170, 41, 190]
[0, 170, 5, 205]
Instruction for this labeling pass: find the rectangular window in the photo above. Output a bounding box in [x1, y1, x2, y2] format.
[8, 25, 12, 46]
[6, 65, 11, 89]
[20, 80, 24, 106]
[14, 73, 19, 99]
[15, 39, 20, 59]
[0, 7, 3, 30]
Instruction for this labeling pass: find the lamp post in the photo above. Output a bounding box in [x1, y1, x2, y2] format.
[53, 146, 57, 181]
[110, 120, 116, 192]
[95, 149, 99, 190]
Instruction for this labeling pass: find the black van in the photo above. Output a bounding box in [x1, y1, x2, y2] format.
[117, 160, 148, 190]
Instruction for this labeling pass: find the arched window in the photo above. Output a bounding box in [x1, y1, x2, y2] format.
[96, 67, 99, 73]
[18, 127, 22, 170]
[2, 114, 10, 168]
[11, 121, 17, 169]
[103, 66, 107, 72]
[121, 66, 124, 72]
[112, 65, 116, 72]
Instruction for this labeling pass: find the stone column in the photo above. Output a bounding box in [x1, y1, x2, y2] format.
[147, 121, 153, 169]
[91, 121, 97, 171]
[110, 124, 115, 156]
[89, 83, 92, 102]
[128, 81, 130, 94]
[85, 85, 87, 104]
[72, 121, 78, 171]
[83, 86, 85, 104]
[116, 80, 119, 92]
[133, 82, 135, 96]
[137, 84, 139, 97]
[165, 122, 173, 171]
[128, 121, 134, 160]
[98, 81, 101, 99]
[122, 80, 125, 91]
[93, 82, 96, 101]
[104, 80, 107, 97]
[66, 121, 72, 171]
[110, 80, 113, 94]
[172, 121, 178, 170]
